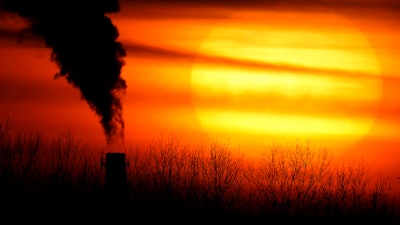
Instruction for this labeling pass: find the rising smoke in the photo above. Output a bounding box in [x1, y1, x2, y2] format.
[0, 0, 127, 146]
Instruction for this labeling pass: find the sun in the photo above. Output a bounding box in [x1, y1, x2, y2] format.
[190, 10, 382, 158]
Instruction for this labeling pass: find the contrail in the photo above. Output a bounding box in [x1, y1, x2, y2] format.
[0, 0, 127, 147]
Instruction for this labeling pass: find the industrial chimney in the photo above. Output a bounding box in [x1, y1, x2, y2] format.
[103, 152, 128, 201]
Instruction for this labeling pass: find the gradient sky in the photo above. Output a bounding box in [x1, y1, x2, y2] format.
[0, 0, 399, 189]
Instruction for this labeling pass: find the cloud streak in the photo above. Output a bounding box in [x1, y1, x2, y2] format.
[122, 0, 400, 10]
[126, 41, 398, 84]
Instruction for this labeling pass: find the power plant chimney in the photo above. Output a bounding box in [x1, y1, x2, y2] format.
[103, 152, 128, 201]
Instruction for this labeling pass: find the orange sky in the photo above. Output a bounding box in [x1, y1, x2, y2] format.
[0, 0, 399, 190]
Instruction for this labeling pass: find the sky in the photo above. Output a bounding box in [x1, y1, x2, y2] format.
[0, 0, 399, 189]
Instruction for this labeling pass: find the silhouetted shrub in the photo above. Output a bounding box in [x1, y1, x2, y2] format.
[126, 134, 247, 221]
[247, 139, 396, 224]
[0, 120, 398, 224]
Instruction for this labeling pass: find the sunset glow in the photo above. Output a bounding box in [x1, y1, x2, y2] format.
[191, 10, 382, 156]
[0, 0, 400, 195]
[2, 1, 400, 222]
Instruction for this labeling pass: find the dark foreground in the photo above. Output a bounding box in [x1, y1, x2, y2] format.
[1, 128, 399, 224]
[2, 192, 399, 225]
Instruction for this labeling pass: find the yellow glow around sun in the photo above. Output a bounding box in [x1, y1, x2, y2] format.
[190, 10, 382, 157]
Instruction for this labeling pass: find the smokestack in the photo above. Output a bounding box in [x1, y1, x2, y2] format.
[104, 152, 128, 201]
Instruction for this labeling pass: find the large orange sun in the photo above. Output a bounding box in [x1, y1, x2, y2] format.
[190, 10, 382, 158]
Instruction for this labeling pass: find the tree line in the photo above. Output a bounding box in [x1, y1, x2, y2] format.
[0, 119, 398, 224]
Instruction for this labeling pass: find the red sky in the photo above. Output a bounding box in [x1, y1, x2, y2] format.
[0, 0, 399, 192]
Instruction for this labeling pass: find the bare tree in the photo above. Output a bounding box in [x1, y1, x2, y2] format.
[321, 159, 395, 219]
[248, 139, 331, 217]
[44, 131, 83, 194]
[247, 139, 395, 223]
[203, 141, 246, 217]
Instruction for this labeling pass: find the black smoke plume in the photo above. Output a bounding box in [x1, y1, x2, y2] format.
[0, 0, 127, 146]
